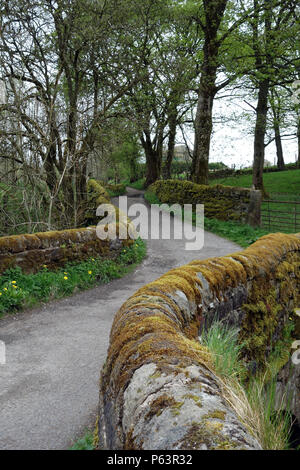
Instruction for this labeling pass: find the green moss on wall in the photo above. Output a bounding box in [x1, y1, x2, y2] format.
[0, 179, 134, 274]
[239, 249, 300, 367]
[148, 179, 251, 222]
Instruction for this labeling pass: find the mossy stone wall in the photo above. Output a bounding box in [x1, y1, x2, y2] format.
[0, 225, 132, 274]
[97, 233, 300, 450]
[148, 179, 261, 226]
[0, 180, 132, 274]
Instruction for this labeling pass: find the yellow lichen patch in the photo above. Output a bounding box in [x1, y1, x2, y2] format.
[116, 287, 190, 328]
[126, 288, 185, 318]
[93, 415, 100, 449]
[183, 320, 201, 341]
[192, 258, 245, 298]
[204, 420, 224, 433]
[111, 295, 186, 339]
[105, 315, 182, 376]
[183, 394, 202, 406]
[176, 422, 230, 450]
[230, 233, 300, 280]
[241, 286, 281, 362]
[105, 329, 213, 398]
[146, 275, 199, 304]
[165, 265, 203, 286]
[239, 244, 300, 366]
[197, 270, 226, 297]
[87, 178, 110, 201]
[144, 394, 177, 421]
[214, 257, 247, 286]
[202, 410, 226, 421]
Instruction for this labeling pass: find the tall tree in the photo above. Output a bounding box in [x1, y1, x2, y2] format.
[121, 0, 199, 187]
[0, 0, 142, 227]
[189, 0, 262, 184]
[191, 0, 228, 184]
[250, 0, 298, 190]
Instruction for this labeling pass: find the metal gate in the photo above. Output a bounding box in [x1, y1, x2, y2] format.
[261, 199, 300, 232]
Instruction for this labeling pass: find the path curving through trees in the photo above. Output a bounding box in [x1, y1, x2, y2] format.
[0, 188, 241, 450]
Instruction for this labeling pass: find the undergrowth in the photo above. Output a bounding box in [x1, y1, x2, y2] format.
[127, 178, 145, 190]
[69, 430, 94, 450]
[200, 321, 294, 450]
[0, 238, 146, 317]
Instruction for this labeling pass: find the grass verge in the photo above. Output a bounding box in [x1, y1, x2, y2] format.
[200, 321, 294, 450]
[69, 430, 95, 450]
[203, 217, 269, 248]
[105, 184, 127, 197]
[0, 238, 146, 318]
[127, 178, 146, 190]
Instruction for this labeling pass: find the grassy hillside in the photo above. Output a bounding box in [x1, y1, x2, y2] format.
[210, 169, 300, 199]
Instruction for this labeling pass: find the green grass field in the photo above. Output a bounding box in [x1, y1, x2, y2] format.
[211, 170, 300, 233]
[211, 169, 300, 198]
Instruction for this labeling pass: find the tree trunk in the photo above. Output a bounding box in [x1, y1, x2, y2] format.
[297, 115, 300, 168]
[145, 150, 160, 187]
[141, 132, 160, 187]
[191, 0, 228, 185]
[191, 88, 214, 185]
[253, 79, 269, 191]
[44, 124, 58, 193]
[270, 90, 285, 171]
[157, 128, 164, 176]
[44, 154, 57, 193]
[75, 157, 87, 203]
[274, 121, 285, 171]
[164, 113, 177, 180]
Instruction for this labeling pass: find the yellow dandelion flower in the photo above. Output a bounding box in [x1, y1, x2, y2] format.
[64, 276, 68, 280]
[12, 281, 16, 284]
[88, 271, 92, 275]
[4, 288, 7, 291]
[13, 285, 17, 289]
[0, 292, 2, 296]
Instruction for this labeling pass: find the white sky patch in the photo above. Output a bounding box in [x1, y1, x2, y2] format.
[181, 96, 298, 169]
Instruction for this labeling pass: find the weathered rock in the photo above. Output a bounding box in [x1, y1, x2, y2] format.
[96, 233, 300, 450]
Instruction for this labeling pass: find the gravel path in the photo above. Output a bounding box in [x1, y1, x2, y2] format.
[0, 188, 241, 449]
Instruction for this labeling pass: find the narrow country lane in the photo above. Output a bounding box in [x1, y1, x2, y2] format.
[0, 188, 241, 450]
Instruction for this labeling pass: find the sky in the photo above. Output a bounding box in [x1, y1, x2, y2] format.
[180, 94, 298, 169]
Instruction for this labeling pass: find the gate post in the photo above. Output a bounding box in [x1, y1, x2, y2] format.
[247, 189, 262, 227]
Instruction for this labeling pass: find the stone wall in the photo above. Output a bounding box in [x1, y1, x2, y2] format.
[0, 179, 132, 274]
[96, 233, 300, 450]
[148, 179, 261, 226]
[0, 225, 132, 274]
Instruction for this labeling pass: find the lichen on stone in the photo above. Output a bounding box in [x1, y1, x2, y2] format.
[97, 232, 300, 450]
